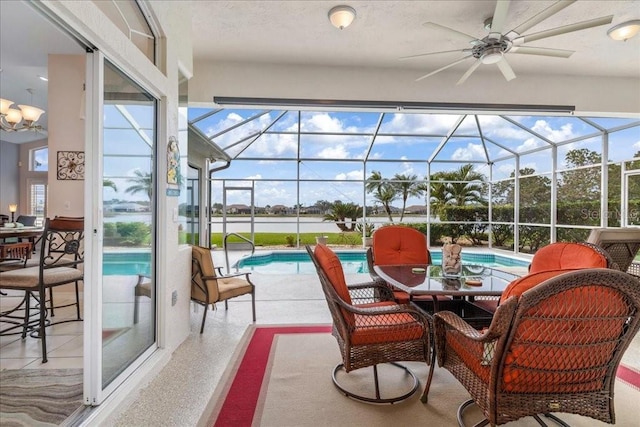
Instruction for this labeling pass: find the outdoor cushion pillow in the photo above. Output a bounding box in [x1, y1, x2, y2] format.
[529, 242, 607, 273]
[372, 226, 429, 265]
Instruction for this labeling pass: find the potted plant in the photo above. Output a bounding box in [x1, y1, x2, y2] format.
[315, 235, 329, 245]
[356, 221, 375, 247]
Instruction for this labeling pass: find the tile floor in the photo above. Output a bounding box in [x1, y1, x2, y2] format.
[1, 249, 639, 426]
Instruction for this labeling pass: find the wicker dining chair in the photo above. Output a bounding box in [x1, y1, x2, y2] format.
[307, 244, 434, 404]
[191, 245, 255, 333]
[368, 225, 433, 304]
[435, 268, 640, 426]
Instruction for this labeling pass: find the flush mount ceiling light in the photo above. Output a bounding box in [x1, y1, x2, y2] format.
[607, 20, 640, 41]
[328, 5, 356, 30]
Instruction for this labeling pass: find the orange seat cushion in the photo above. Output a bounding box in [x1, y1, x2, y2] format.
[372, 226, 429, 265]
[529, 242, 607, 274]
[351, 312, 425, 345]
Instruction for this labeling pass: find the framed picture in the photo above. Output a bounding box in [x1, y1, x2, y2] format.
[57, 151, 85, 180]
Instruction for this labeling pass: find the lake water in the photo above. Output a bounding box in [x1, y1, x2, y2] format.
[103, 213, 431, 234]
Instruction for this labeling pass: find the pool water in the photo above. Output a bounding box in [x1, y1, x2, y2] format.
[234, 251, 529, 275]
[103, 252, 151, 275]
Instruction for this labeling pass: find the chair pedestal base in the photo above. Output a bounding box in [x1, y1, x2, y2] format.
[331, 362, 419, 404]
[457, 399, 570, 427]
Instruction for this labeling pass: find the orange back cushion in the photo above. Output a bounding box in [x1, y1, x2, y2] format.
[499, 269, 576, 304]
[372, 226, 429, 265]
[529, 242, 607, 273]
[314, 244, 354, 325]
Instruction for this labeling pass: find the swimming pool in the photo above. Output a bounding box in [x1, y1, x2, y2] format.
[103, 252, 151, 275]
[234, 250, 529, 275]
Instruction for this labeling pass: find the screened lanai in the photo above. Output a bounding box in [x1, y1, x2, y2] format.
[188, 102, 640, 254]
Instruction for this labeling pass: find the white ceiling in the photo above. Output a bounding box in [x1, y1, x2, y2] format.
[2, 1, 639, 144]
[191, 0, 640, 79]
[0, 0, 85, 143]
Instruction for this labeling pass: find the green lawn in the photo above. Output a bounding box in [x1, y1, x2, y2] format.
[211, 232, 365, 247]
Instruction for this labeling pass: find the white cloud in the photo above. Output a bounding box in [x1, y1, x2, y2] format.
[335, 170, 364, 180]
[317, 144, 350, 159]
[451, 143, 486, 161]
[633, 141, 640, 150]
[531, 119, 575, 142]
[517, 137, 543, 151]
[385, 113, 460, 135]
[245, 173, 262, 180]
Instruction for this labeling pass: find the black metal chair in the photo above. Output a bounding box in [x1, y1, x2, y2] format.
[0, 218, 84, 362]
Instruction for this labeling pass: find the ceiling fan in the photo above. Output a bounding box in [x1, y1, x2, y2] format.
[401, 0, 613, 85]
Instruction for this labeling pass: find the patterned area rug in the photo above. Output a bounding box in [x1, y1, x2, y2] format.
[0, 369, 83, 426]
[203, 325, 640, 427]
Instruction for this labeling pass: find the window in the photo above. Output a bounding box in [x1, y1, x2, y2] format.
[31, 147, 48, 171]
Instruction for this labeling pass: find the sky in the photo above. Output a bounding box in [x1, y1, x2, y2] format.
[188, 108, 640, 208]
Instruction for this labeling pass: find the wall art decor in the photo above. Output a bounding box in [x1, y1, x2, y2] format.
[57, 151, 85, 180]
[167, 136, 181, 185]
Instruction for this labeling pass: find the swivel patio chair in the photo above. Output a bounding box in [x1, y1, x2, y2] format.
[368, 225, 433, 304]
[191, 245, 255, 333]
[307, 244, 434, 403]
[434, 268, 640, 426]
[473, 241, 612, 315]
[0, 218, 84, 363]
[587, 227, 640, 277]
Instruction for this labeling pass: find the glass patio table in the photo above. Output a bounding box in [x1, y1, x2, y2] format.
[373, 264, 520, 327]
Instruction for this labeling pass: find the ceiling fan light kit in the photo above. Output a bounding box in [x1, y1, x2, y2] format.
[405, 0, 615, 84]
[328, 5, 356, 30]
[607, 20, 640, 41]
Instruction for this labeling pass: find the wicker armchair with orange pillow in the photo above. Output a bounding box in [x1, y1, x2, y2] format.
[307, 244, 434, 404]
[434, 268, 640, 426]
[367, 225, 433, 304]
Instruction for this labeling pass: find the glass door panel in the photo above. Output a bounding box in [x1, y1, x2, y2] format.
[101, 61, 156, 388]
[186, 165, 200, 245]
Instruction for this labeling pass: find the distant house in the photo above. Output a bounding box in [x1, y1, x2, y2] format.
[405, 205, 428, 214]
[301, 205, 322, 215]
[269, 204, 290, 215]
[109, 203, 149, 213]
[226, 204, 251, 214]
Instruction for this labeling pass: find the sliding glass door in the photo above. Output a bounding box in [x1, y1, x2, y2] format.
[85, 52, 158, 404]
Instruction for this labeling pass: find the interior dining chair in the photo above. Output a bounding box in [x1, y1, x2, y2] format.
[0, 242, 32, 271]
[587, 227, 640, 276]
[368, 225, 432, 304]
[0, 217, 84, 363]
[191, 245, 255, 333]
[435, 268, 640, 426]
[307, 244, 434, 404]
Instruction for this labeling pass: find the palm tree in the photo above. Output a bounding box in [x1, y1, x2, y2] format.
[322, 201, 362, 231]
[103, 179, 118, 192]
[365, 171, 397, 222]
[393, 173, 423, 222]
[447, 164, 485, 206]
[125, 170, 153, 201]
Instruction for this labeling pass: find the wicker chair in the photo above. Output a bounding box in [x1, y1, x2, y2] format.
[0, 218, 84, 363]
[368, 225, 433, 304]
[307, 244, 434, 403]
[587, 227, 640, 277]
[473, 241, 613, 315]
[191, 245, 255, 333]
[435, 268, 640, 426]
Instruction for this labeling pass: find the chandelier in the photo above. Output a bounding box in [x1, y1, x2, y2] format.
[0, 89, 45, 132]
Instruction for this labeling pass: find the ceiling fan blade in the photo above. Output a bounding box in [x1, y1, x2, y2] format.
[509, 0, 576, 36]
[513, 15, 613, 45]
[488, 0, 511, 39]
[399, 49, 470, 61]
[422, 22, 480, 43]
[456, 59, 482, 85]
[415, 56, 472, 82]
[496, 58, 516, 81]
[510, 46, 574, 58]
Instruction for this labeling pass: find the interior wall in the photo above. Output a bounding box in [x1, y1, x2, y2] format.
[190, 61, 640, 116]
[0, 140, 19, 217]
[47, 54, 85, 218]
